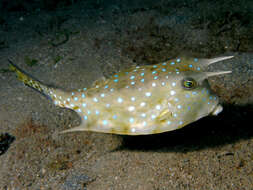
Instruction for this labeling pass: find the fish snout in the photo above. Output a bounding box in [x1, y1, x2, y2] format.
[211, 104, 223, 116]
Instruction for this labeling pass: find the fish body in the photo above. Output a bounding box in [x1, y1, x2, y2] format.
[9, 56, 233, 135]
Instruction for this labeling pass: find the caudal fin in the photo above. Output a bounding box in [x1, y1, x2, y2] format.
[9, 60, 72, 109]
[9, 60, 52, 99]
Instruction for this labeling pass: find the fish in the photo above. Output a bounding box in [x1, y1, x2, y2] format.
[9, 56, 233, 135]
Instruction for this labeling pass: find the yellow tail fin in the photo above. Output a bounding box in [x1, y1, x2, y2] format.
[9, 60, 71, 109]
[9, 60, 50, 96]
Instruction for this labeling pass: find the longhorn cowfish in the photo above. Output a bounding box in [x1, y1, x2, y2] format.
[9, 56, 233, 135]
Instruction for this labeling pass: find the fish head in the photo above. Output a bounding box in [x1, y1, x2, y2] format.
[166, 69, 231, 129]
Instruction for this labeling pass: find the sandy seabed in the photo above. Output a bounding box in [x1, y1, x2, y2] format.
[0, 0, 253, 189]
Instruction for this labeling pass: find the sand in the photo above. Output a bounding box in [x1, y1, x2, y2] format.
[0, 0, 253, 189]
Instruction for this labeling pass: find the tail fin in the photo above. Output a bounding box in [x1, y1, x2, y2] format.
[9, 60, 52, 99]
[9, 60, 73, 109]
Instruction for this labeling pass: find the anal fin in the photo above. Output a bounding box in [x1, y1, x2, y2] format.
[60, 125, 88, 134]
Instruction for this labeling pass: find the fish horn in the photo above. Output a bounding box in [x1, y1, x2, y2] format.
[205, 71, 232, 77]
[207, 56, 234, 66]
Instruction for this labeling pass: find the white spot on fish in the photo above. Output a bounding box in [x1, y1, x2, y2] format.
[129, 117, 134, 123]
[151, 114, 156, 119]
[103, 120, 108, 125]
[117, 97, 123, 103]
[141, 113, 146, 118]
[155, 105, 161, 110]
[140, 102, 146, 107]
[170, 90, 176, 96]
[145, 92, 152, 97]
[128, 106, 135, 112]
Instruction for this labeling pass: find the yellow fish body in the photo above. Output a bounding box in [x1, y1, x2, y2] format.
[10, 56, 233, 135]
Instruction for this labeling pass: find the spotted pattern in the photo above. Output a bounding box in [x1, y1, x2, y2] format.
[11, 56, 232, 135]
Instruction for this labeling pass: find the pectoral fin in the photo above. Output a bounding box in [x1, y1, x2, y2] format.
[156, 109, 173, 123]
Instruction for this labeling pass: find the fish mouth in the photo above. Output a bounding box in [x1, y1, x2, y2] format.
[211, 104, 223, 116]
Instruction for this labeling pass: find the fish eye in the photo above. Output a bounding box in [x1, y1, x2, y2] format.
[182, 77, 197, 89]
